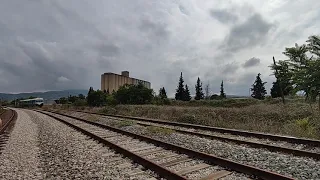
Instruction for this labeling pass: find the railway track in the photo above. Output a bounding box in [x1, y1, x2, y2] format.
[37, 109, 294, 180]
[0, 109, 17, 153]
[66, 110, 320, 160]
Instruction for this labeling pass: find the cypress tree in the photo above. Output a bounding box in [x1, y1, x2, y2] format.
[194, 77, 204, 100]
[251, 73, 267, 100]
[220, 80, 226, 98]
[175, 72, 185, 100]
[183, 84, 191, 101]
[159, 87, 167, 99]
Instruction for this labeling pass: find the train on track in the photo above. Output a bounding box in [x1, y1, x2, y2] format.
[19, 98, 44, 107]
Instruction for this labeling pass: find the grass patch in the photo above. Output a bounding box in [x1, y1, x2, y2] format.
[145, 126, 174, 135]
[87, 115, 99, 122]
[49, 99, 320, 139]
[116, 120, 136, 128]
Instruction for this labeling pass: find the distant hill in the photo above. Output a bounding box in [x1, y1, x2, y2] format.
[0, 89, 88, 101]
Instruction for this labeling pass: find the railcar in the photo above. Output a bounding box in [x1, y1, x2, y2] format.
[20, 98, 44, 107]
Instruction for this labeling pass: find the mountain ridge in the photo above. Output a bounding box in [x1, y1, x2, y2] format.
[0, 89, 88, 101]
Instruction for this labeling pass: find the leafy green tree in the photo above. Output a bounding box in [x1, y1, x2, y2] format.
[159, 87, 167, 99]
[183, 84, 191, 101]
[114, 83, 154, 104]
[175, 72, 185, 100]
[270, 79, 292, 98]
[269, 57, 293, 103]
[194, 77, 204, 100]
[220, 80, 226, 98]
[87, 87, 107, 106]
[251, 73, 267, 100]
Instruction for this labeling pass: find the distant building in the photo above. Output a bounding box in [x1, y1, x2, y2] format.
[101, 71, 151, 92]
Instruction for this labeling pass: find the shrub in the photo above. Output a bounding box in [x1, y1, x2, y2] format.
[106, 95, 118, 106]
[73, 99, 87, 106]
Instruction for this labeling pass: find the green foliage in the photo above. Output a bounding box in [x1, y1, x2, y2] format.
[106, 95, 117, 106]
[87, 88, 107, 106]
[152, 96, 171, 105]
[272, 35, 320, 108]
[270, 59, 293, 99]
[73, 99, 87, 106]
[175, 72, 185, 100]
[183, 84, 191, 101]
[195, 77, 204, 100]
[210, 94, 220, 100]
[220, 80, 226, 98]
[114, 83, 153, 104]
[159, 87, 167, 99]
[251, 73, 267, 100]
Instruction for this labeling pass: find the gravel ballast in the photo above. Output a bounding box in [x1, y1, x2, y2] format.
[62, 111, 320, 180]
[43, 110, 254, 180]
[0, 109, 157, 179]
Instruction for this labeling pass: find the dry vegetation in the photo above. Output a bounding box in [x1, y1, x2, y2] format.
[46, 98, 320, 140]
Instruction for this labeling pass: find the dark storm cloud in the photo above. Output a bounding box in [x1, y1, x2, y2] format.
[220, 13, 273, 52]
[210, 9, 238, 24]
[243, 57, 261, 68]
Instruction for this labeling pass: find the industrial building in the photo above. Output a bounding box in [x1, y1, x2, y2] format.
[101, 71, 151, 92]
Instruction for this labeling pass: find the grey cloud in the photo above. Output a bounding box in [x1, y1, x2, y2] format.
[220, 13, 273, 52]
[210, 9, 238, 24]
[179, 5, 189, 15]
[139, 19, 169, 39]
[222, 63, 239, 74]
[0, 0, 317, 96]
[243, 57, 261, 68]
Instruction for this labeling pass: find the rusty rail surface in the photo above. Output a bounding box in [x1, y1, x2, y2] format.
[39, 110, 295, 180]
[77, 110, 320, 147]
[0, 109, 17, 134]
[68, 110, 320, 160]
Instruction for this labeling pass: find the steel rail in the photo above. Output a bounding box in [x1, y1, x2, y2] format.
[79, 110, 320, 147]
[0, 109, 17, 134]
[36, 110, 188, 180]
[39, 110, 295, 180]
[69, 110, 320, 160]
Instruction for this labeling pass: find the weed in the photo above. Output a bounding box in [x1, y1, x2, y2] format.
[116, 120, 136, 128]
[145, 126, 174, 135]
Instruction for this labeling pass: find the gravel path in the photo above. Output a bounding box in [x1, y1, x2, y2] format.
[0, 109, 158, 180]
[62, 111, 320, 180]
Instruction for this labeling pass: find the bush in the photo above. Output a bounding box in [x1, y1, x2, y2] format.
[114, 83, 154, 104]
[73, 99, 87, 106]
[106, 95, 118, 106]
[152, 96, 171, 105]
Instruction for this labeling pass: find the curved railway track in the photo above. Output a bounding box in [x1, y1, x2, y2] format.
[0, 109, 17, 153]
[37, 109, 294, 180]
[66, 110, 320, 160]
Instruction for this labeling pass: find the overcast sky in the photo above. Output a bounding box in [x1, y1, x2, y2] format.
[0, 0, 319, 96]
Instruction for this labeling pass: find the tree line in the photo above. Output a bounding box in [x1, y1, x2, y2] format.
[174, 72, 226, 101]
